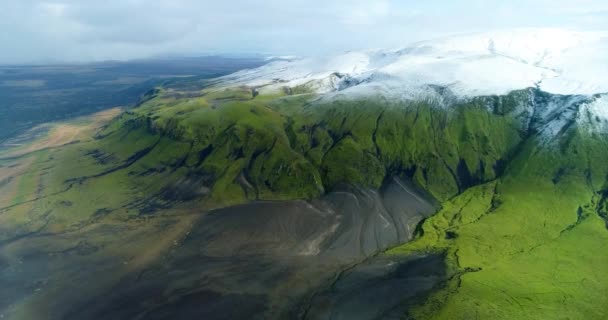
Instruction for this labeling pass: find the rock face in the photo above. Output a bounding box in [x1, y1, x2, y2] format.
[49, 177, 438, 320]
[196, 177, 435, 261]
[318, 177, 437, 258]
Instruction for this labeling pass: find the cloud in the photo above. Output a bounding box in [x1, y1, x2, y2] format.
[340, 1, 391, 25]
[0, 0, 606, 64]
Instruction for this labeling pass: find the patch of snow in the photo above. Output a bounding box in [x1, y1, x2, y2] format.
[537, 104, 580, 141]
[585, 95, 608, 120]
[577, 94, 608, 133]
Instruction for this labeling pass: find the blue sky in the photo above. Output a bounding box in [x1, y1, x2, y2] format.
[1, 0, 607, 64]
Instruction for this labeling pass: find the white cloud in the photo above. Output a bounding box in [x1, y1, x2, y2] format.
[37, 2, 68, 17]
[0, 0, 606, 64]
[341, 1, 391, 25]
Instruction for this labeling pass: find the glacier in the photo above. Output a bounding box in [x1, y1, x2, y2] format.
[220, 28, 608, 99]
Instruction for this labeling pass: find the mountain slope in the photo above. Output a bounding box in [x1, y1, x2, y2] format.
[390, 121, 608, 319]
[2, 29, 608, 319]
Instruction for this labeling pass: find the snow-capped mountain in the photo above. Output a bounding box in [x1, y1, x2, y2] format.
[221, 28, 608, 98]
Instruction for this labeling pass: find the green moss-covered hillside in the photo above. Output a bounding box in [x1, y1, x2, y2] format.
[389, 118, 608, 319]
[80, 87, 531, 210]
[2, 83, 607, 319]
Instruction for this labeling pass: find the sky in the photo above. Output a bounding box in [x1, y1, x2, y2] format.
[1, 0, 607, 64]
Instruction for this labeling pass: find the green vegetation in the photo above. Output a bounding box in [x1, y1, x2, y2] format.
[2, 82, 608, 319]
[0, 86, 545, 245]
[389, 126, 608, 319]
[81, 87, 529, 210]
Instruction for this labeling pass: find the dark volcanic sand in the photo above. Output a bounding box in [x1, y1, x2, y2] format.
[0, 177, 446, 320]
